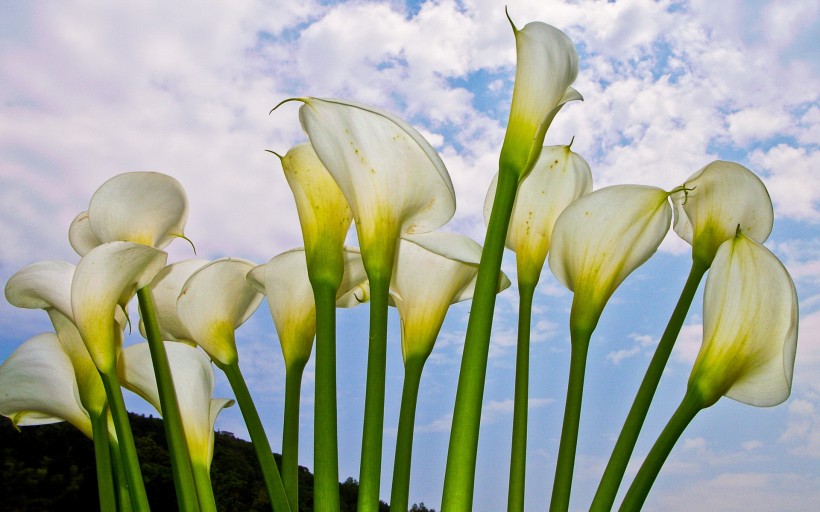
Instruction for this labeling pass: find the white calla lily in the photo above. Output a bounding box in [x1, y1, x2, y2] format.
[689, 233, 798, 407]
[177, 258, 263, 366]
[68, 211, 102, 256]
[499, 15, 581, 178]
[672, 160, 774, 266]
[247, 248, 368, 369]
[485, 143, 592, 285]
[394, 232, 510, 363]
[0, 333, 92, 438]
[279, 142, 354, 280]
[549, 185, 672, 333]
[86, 172, 189, 249]
[139, 259, 210, 344]
[292, 97, 455, 269]
[5, 261, 107, 416]
[71, 241, 167, 373]
[118, 342, 234, 468]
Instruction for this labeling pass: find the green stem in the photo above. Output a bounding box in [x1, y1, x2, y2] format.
[92, 408, 117, 512]
[549, 328, 592, 512]
[100, 369, 151, 511]
[220, 362, 291, 512]
[390, 356, 426, 512]
[357, 270, 391, 512]
[313, 282, 341, 512]
[283, 363, 306, 511]
[108, 432, 132, 512]
[191, 461, 218, 512]
[590, 260, 707, 511]
[618, 391, 703, 511]
[508, 280, 536, 512]
[441, 166, 518, 512]
[136, 287, 200, 512]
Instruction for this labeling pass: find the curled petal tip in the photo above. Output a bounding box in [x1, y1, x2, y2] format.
[269, 97, 306, 115]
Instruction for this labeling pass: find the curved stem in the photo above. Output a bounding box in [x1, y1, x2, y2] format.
[100, 369, 151, 511]
[313, 282, 341, 512]
[590, 260, 707, 511]
[191, 461, 217, 512]
[283, 363, 306, 511]
[549, 328, 592, 512]
[618, 391, 703, 511]
[357, 269, 391, 512]
[91, 408, 116, 512]
[441, 166, 518, 512]
[137, 287, 199, 512]
[390, 356, 425, 512]
[508, 279, 536, 512]
[220, 362, 291, 512]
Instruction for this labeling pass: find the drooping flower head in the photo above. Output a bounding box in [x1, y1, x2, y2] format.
[688, 232, 798, 408]
[118, 342, 233, 468]
[176, 258, 263, 367]
[391, 232, 510, 363]
[247, 248, 368, 369]
[0, 333, 93, 438]
[672, 160, 774, 266]
[549, 185, 672, 334]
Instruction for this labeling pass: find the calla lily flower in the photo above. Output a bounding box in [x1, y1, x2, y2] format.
[549, 185, 672, 333]
[84, 172, 189, 249]
[118, 342, 234, 468]
[0, 332, 93, 438]
[672, 160, 774, 266]
[393, 232, 510, 362]
[68, 211, 103, 256]
[176, 258, 263, 367]
[138, 258, 210, 344]
[5, 261, 107, 416]
[290, 97, 455, 268]
[499, 15, 581, 178]
[688, 233, 798, 408]
[485, 143, 592, 285]
[71, 241, 167, 373]
[278, 142, 354, 280]
[247, 248, 368, 369]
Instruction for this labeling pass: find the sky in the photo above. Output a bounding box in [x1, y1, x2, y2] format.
[1, 0, 819, 510]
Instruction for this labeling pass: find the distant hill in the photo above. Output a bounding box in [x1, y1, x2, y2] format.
[0, 414, 435, 512]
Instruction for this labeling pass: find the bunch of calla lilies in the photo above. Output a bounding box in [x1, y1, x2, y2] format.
[0, 12, 799, 512]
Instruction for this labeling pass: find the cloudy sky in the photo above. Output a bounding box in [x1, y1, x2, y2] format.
[1, 0, 819, 510]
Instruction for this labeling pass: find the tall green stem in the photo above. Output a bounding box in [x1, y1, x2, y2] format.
[389, 356, 425, 512]
[590, 260, 707, 511]
[91, 408, 116, 512]
[549, 328, 592, 512]
[191, 461, 218, 512]
[618, 391, 703, 511]
[357, 269, 391, 512]
[109, 431, 132, 512]
[508, 280, 536, 512]
[441, 166, 518, 511]
[220, 362, 291, 512]
[314, 282, 341, 512]
[136, 287, 200, 512]
[100, 369, 151, 511]
[283, 363, 306, 511]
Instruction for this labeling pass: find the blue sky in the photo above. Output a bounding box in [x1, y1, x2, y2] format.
[1, 1, 819, 510]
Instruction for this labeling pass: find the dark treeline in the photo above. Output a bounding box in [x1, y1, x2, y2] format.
[0, 415, 435, 512]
